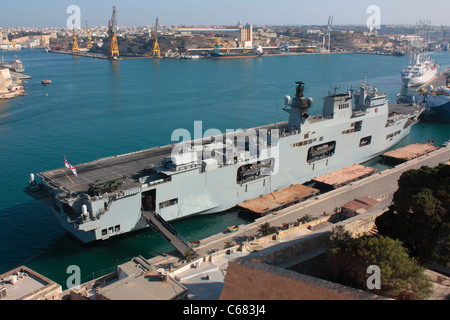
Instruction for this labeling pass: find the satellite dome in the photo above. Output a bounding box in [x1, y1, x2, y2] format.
[284, 95, 291, 105]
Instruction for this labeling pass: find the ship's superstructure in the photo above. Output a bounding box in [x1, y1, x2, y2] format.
[401, 51, 438, 87]
[26, 81, 423, 243]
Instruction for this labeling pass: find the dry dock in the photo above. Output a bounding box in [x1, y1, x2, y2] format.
[237, 184, 319, 215]
[381, 142, 439, 163]
[312, 164, 378, 189]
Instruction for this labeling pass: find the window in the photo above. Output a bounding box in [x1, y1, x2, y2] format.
[354, 120, 362, 132]
[359, 136, 372, 147]
[102, 229, 107, 236]
[159, 198, 178, 209]
[307, 141, 336, 163]
[115, 225, 120, 232]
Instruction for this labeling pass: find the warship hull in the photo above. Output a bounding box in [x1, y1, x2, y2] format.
[26, 82, 423, 243]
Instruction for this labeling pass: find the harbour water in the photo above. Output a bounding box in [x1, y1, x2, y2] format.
[0, 49, 449, 288]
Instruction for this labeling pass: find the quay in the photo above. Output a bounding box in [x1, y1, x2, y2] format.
[58, 142, 449, 300]
[50, 50, 122, 60]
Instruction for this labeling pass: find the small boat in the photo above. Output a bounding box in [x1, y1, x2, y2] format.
[41, 80, 51, 85]
[227, 225, 239, 233]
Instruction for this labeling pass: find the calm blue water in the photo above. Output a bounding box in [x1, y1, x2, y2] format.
[0, 49, 449, 288]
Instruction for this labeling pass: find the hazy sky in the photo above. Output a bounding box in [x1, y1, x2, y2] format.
[1, 0, 449, 27]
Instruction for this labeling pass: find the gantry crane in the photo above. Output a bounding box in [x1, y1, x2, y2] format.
[322, 15, 333, 53]
[108, 6, 119, 59]
[209, 37, 230, 54]
[71, 29, 79, 53]
[86, 21, 92, 50]
[151, 17, 161, 58]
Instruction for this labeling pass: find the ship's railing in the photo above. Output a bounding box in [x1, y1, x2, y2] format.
[307, 115, 333, 123]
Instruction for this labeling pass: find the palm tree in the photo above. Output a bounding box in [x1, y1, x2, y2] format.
[224, 240, 235, 249]
[258, 222, 277, 236]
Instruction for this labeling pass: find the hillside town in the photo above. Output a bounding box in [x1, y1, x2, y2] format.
[1, 22, 448, 57]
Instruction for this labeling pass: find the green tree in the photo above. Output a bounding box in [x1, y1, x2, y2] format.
[375, 165, 450, 265]
[223, 240, 235, 249]
[327, 228, 433, 300]
[178, 250, 197, 263]
[257, 222, 277, 236]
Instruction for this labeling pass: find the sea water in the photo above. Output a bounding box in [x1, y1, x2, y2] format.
[0, 49, 448, 288]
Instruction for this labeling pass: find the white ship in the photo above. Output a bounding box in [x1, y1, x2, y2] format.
[26, 81, 424, 244]
[401, 51, 438, 87]
[12, 56, 25, 73]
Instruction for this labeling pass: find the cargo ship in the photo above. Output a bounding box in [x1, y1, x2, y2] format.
[209, 45, 264, 59]
[26, 80, 423, 243]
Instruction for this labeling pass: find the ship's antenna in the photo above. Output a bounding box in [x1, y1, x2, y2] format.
[363, 72, 367, 85]
[276, 100, 279, 127]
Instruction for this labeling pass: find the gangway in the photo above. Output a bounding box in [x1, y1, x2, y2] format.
[142, 210, 196, 258]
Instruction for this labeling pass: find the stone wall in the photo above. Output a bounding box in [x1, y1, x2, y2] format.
[219, 202, 392, 300]
[219, 260, 385, 300]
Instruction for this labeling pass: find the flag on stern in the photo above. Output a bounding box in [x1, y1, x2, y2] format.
[64, 156, 78, 177]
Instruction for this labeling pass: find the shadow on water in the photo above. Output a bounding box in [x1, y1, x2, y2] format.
[19, 206, 256, 289]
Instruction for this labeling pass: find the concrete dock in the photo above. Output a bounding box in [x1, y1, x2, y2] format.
[381, 142, 439, 163]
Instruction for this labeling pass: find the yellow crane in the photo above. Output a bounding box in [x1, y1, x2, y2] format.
[108, 6, 119, 59]
[151, 17, 161, 58]
[209, 37, 230, 54]
[71, 29, 79, 53]
[86, 21, 92, 50]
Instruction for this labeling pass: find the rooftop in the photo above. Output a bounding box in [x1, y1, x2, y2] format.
[0, 266, 61, 300]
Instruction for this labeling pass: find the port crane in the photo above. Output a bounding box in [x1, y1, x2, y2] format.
[209, 37, 230, 54]
[71, 29, 79, 53]
[86, 21, 92, 50]
[321, 15, 333, 53]
[150, 17, 161, 58]
[108, 6, 120, 59]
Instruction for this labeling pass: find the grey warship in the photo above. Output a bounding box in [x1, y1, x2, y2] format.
[26, 81, 423, 243]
